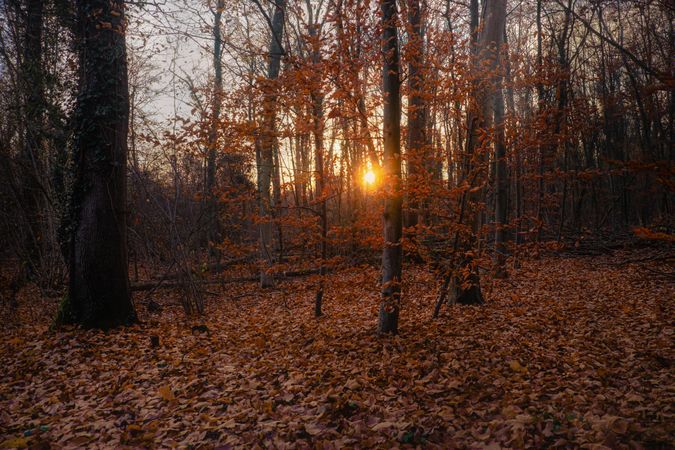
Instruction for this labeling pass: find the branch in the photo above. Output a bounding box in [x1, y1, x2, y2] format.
[249, 0, 286, 56]
[553, 0, 672, 87]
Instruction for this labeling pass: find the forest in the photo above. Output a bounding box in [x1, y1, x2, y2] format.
[0, 0, 673, 447]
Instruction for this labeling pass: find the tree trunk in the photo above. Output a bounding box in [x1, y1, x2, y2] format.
[405, 0, 426, 229]
[456, 0, 506, 305]
[257, 0, 286, 288]
[378, 0, 403, 334]
[19, 0, 45, 279]
[61, 0, 136, 329]
[205, 0, 224, 258]
[307, 10, 327, 317]
[493, 79, 508, 278]
[536, 0, 545, 241]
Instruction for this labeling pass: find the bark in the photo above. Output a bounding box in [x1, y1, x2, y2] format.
[378, 0, 403, 334]
[61, 0, 136, 329]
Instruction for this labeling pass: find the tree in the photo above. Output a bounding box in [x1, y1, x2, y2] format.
[458, 0, 506, 303]
[493, 66, 508, 277]
[433, 0, 507, 316]
[405, 0, 426, 230]
[256, 0, 286, 288]
[378, 0, 403, 334]
[205, 0, 225, 258]
[18, 0, 45, 279]
[305, 0, 328, 317]
[59, 0, 136, 328]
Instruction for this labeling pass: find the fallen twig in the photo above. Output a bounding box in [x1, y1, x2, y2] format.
[131, 268, 325, 292]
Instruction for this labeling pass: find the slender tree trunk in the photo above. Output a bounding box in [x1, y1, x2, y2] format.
[257, 0, 286, 288]
[455, 0, 506, 305]
[469, 0, 479, 47]
[272, 138, 283, 262]
[503, 26, 520, 268]
[405, 0, 426, 229]
[536, 0, 545, 241]
[205, 0, 224, 258]
[554, 2, 572, 240]
[313, 89, 327, 316]
[493, 79, 508, 277]
[19, 0, 45, 278]
[61, 0, 136, 329]
[305, 3, 327, 317]
[378, 0, 403, 334]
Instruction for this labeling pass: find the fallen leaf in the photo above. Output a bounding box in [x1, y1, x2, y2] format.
[158, 385, 175, 401]
[0, 437, 28, 449]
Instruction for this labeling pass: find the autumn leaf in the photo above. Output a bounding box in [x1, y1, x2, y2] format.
[508, 360, 527, 374]
[158, 385, 175, 401]
[371, 421, 395, 431]
[344, 379, 361, 390]
[0, 437, 28, 449]
[7, 337, 24, 346]
[304, 423, 325, 436]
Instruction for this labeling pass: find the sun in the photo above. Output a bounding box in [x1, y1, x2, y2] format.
[363, 169, 376, 185]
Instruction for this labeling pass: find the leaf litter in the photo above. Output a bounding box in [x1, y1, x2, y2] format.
[0, 250, 673, 448]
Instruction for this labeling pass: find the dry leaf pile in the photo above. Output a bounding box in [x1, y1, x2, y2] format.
[1, 251, 673, 449]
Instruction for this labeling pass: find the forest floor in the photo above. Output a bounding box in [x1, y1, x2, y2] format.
[0, 249, 673, 449]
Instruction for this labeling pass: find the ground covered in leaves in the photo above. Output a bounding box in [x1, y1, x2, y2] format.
[1, 250, 673, 449]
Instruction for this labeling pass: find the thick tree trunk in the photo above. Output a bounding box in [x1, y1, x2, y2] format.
[61, 0, 136, 329]
[257, 0, 286, 288]
[378, 0, 403, 334]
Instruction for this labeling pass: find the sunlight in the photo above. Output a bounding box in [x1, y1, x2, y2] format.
[363, 169, 376, 186]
